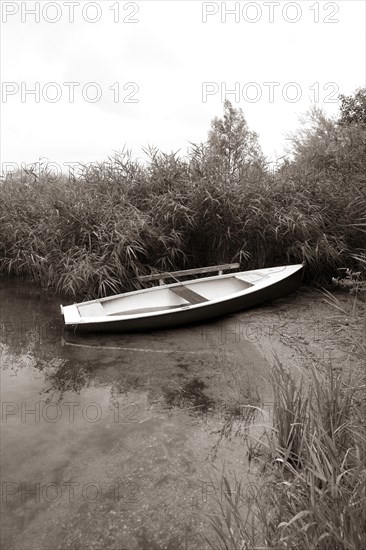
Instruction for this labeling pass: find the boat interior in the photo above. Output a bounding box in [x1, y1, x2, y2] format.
[77, 274, 266, 318]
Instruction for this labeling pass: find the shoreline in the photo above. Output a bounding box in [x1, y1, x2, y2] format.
[245, 285, 364, 380]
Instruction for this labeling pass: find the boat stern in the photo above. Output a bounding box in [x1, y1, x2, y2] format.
[60, 304, 80, 327]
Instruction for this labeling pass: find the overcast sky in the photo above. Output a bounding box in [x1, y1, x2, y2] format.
[1, 0, 365, 173]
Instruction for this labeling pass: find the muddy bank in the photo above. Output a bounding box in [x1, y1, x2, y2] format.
[232, 285, 363, 378]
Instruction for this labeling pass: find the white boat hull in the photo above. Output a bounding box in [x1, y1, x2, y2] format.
[60, 264, 304, 333]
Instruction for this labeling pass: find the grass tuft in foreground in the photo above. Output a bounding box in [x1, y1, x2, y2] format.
[205, 280, 366, 550]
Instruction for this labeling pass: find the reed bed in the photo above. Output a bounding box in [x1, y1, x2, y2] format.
[1, 158, 364, 299]
[1, 103, 365, 298]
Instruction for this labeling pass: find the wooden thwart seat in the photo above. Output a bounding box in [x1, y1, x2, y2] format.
[170, 285, 208, 304]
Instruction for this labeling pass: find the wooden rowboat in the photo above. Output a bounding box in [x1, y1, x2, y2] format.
[60, 263, 304, 333]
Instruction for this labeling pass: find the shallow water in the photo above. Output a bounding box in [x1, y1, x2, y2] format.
[1, 279, 272, 550]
